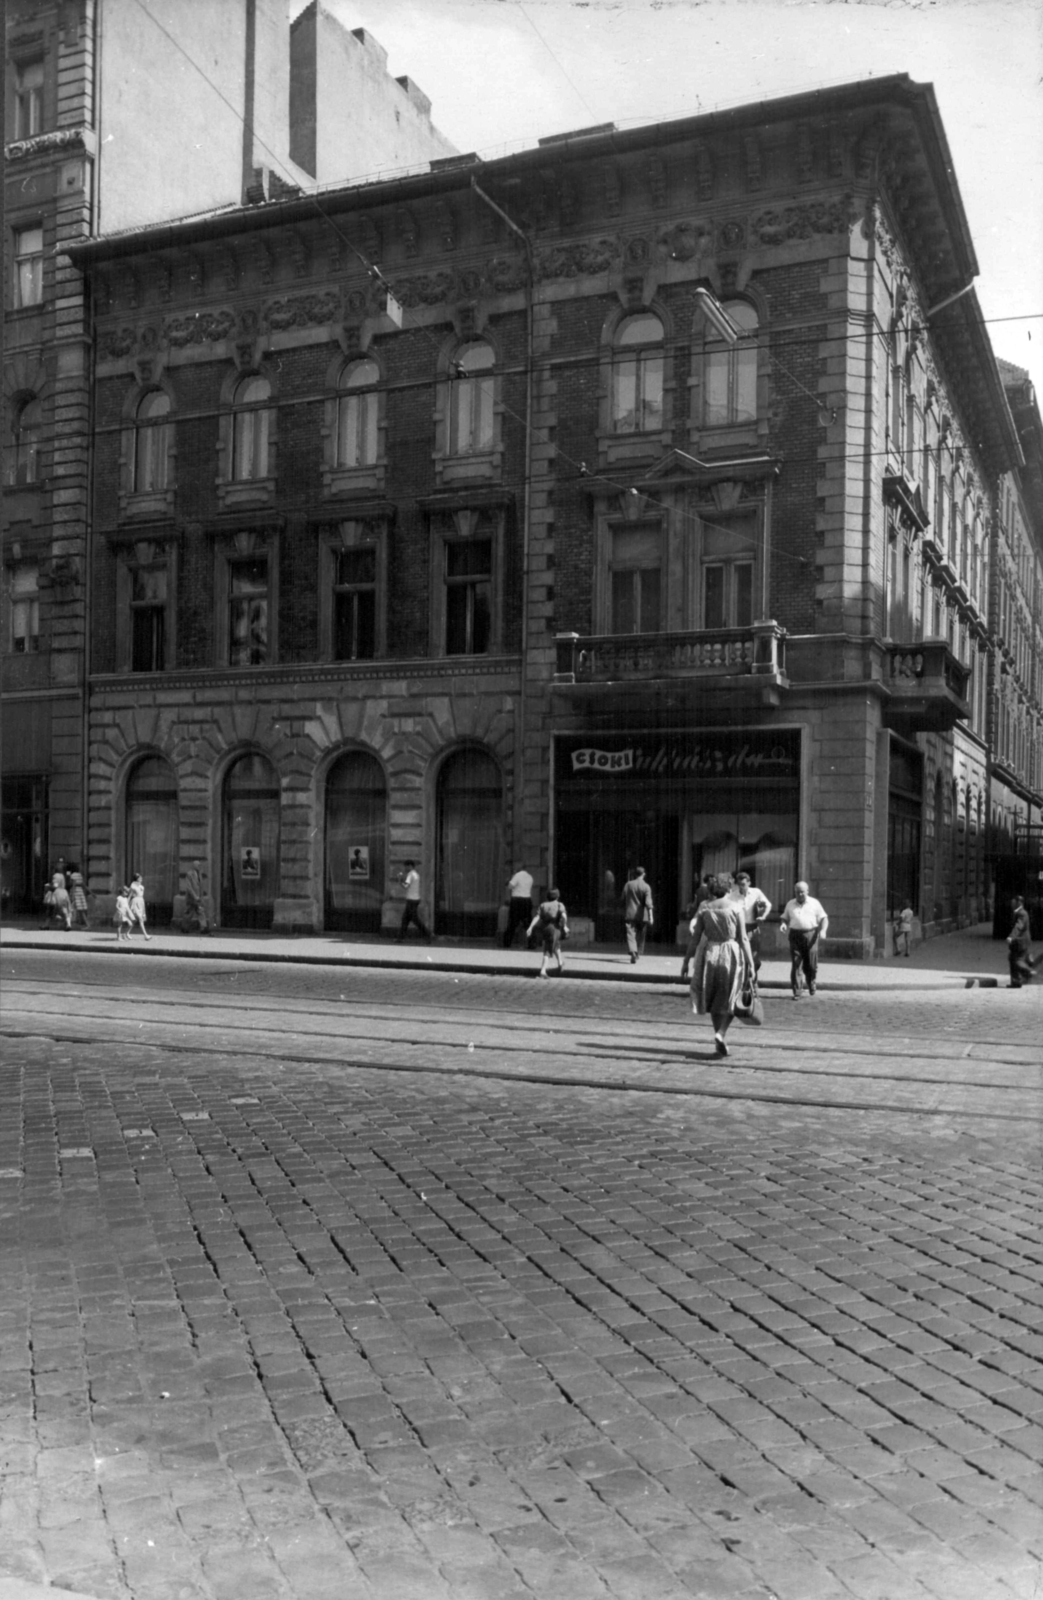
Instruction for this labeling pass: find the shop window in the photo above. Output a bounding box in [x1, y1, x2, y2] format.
[13, 59, 44, 140]
[232, 375, 271, 480]
[13, 225, 44, 309]
[612, 314, 664, 434]
[449, 342, 495, 456]
[336, 359, 379, 467]
[703, 301, 758, 426]
[221, 751, 280, 929]
[125, 755, 178, 925]
[131, 566, 167, 673]
[8, 396, 42, 485]
[609, 525, 662, 634]
[324, 750, 386, 932]
[228, 555, 268, 666]
[436, 747, 503, 938]
[8, 561, 39, 653]
[133, 391, 171, 493]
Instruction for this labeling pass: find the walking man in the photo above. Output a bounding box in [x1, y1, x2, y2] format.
[622, 866, 654, 964]
[729, 871, 772, 973]
[780, 880, 828, 997]
[502, 864, 535, 949]
[184, 860, 210, 934]
[397, 860, 432, 943]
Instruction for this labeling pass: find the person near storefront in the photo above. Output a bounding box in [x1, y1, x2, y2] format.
[780, 881, 829, 997]
[622, 866, 654, 964]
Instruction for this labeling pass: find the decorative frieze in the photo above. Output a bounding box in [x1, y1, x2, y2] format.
[750, 198, 853, 245]
[263, 289, 341, 330]
[5, 126, 89, 162]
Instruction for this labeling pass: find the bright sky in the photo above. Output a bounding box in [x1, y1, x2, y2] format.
[296, 0, 1043, 403]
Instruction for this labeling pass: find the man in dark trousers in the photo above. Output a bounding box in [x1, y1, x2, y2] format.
[622, 866, 654, 964]
[502, 864, 535, 949]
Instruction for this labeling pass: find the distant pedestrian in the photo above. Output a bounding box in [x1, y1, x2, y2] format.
[1007, 895, 1036, 988]
[184, 860, 210, 933]
[893, 902, 913, 958]
[680, 875, 714, 980]
[114, 886, 133, 942]
[729, 871, 772, 973]
[67, 864, 90, 928]
[396, 860, 432, 943]
[688, 873, 754, 1058]
[527, 888, 569, 978]
[780, 881, 828, 997]
[43, 871, 72, 930]
[127, 872, 151, 939]
[502, 864, 535, 949]
[622, 866, 654, 964]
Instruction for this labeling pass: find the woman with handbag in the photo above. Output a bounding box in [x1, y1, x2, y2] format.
[688, 872, 755, 1058]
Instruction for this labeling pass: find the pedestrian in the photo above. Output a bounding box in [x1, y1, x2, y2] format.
[43, 870, 72, 930]
[502, 864, 535, 949]
[114, 886, 133, 942]
[680, 875, 714, 980]
[688, 872, 755, 1058]
[893, 901, 913, 957]
[729, 870, 772, 973]
[396, 859, 432, 943]
[780, 880, 829, 997]
[527, 887, 569, 978]
[184, 860, 210, 933]
[127, 872, 152, 939]
[1006, 894, 1036, 988]
[622, 865, 654, 964]
[67, 863, 90, 928]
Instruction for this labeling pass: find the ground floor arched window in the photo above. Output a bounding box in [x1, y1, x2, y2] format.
[436, 747, 503, 938]
[324, 751, 386, 932]
[125, 755, 179, 925]
[222, 752, 279, 929]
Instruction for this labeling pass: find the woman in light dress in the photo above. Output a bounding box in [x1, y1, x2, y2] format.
[688, 872, 754, 1058]
[127, 872, 151, 940]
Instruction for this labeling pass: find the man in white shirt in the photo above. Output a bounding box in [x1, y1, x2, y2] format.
[503, 865, 535, 949]
[396, 860, 432, 943]
[729, 871, 772, 972]
[780, 881, 829, 997]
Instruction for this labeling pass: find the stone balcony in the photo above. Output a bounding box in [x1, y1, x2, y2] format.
[884, 639, 970, 732]
[553, 621, 788, 710]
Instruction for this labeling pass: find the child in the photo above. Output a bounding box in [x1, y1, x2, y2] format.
[67, 864, 90, 929]
[894, 902, 913, 958]
[114, 887, 133, 942]
[527, 888, 569, 978]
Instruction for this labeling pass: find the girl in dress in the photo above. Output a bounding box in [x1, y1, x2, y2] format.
[127, 873, 151, 940]
[67, 864, 90, 928]
[688, 872, 754, 1058]
[114, 887, 133, 942]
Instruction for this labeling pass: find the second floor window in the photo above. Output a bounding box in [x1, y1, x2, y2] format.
[13, 225, 44, 308]
[9, 562, 40, 653]
[232, 376, 271, 481]
[131, 567, 167, 672]
[704, 559, 754, 629]
[612, 314, 664, 434]
[228, 556, 268, 665]
[133, 391, 171, 493]
[337, 359, 379, 467]
[333, 546, 377, 661]
[703, 301, 758, 426]
[8, 396, 43, 485]
[450, 343, 494, 456]
[14, 60, 44, 140]
[610, 526, 662, 633]
[445, 538, 492, 654]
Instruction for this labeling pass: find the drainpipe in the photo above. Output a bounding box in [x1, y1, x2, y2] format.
[470, 179, 535, 875]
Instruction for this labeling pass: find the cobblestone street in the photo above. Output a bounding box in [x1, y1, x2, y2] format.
[1, 942, 1041, 1600]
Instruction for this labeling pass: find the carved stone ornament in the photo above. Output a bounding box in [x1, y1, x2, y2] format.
[5, 126, 87, 162]
[751, 199, 852, 245]
[625, 236, 651, 266]
[392, 272, 455, 309]
[485, 256, 528, 293]
[660, 220, 712, 261]
[536, 238, 620, 281]
[345, 288, 368, 314]
[98, 326, 138, 362]
[263, 289, 341, 331]
[718, 220, 745, 252]
[164, 309, 236, 348]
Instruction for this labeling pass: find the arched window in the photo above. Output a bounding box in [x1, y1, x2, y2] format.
[133, 390, 170, 493]
[232, 375, 271, 481]
[449, 342, 494, 456]
[703, 301, 758, 426]
[125, 755, 179, 925]
[436, 747, 503, 937]
[10, 396, 43, 485]
[222, 751, 280, 929]
[324, 751, 387, 932]
[612, 313, 664, 434]
[336, 359, 379, 468]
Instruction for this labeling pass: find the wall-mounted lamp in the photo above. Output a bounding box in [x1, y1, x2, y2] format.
[695, 285, 741, 343]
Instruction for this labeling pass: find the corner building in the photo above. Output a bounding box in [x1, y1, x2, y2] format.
[68, 75, 1041, 951]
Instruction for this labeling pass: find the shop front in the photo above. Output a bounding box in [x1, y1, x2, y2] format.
[554, 727, 801, 943]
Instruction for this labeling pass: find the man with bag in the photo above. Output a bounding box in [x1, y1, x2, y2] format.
[622, 866, 654, 964]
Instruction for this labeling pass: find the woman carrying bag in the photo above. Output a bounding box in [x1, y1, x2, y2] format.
[688, 872, 758, 1058]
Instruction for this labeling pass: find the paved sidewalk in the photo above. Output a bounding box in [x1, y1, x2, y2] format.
[0, 920, 1015, 991]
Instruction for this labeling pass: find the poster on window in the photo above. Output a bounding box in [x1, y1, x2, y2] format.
[240, 847, 261, 879]
[347, 845, 370, 880]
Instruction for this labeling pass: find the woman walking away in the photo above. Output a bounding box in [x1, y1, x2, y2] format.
[1007, 894, 1036, 988]
[127, 872, 151, 940]
[527, 888, 569, 978]
[688, 872, 754, 1058]
[114, 887, 133, 943]
[67, 864, 90, 928]
[43, 871, 73, 931]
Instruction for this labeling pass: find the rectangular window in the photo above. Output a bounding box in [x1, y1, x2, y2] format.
[9, 562, 40, 653]
[130, 568, 167, 672]
[703, 560, 754, 629]
[705, 346, 757, 427]
[14, 60, 44, 140]
[229, 557, 268, 665]
[233, 408, 269, 481]
[451, 375, 494, 456]
[333, 547, 377, 661]
[13, 225, 44, 308]
[445, 539, 492, 655]
[609, 525, 662, 634]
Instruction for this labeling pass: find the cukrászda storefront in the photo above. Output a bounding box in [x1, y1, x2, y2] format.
[553, 728, 801, 943]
